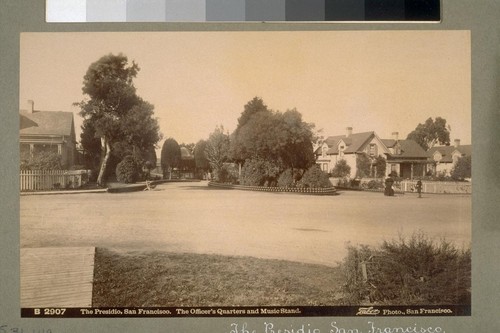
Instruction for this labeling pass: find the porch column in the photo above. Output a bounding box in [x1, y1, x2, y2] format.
[410, 163, 414, 179]
[58, 144, 62, 155]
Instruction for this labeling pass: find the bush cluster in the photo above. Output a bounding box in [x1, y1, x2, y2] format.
[20, 151, 63, 170]
[338, 232, 471, 305]
[277, 169, 295, 188]
[115, 155, 139, 183]
[240, 159, 280, 186]
[216, 164, 239, 184]
[298, 165, 332, 188]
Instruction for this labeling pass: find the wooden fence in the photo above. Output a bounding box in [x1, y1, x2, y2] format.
[398, 180, 472, 194]
[20, 170, 90, 192]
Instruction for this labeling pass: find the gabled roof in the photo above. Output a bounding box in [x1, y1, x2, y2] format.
[428, 144, 472, 163]
[20, 110, 74, 137]
[180, 147, 194, 160]
[395, 140, 429, 158]
[381, 139, 396, 148]
[324, 131, 375, 154]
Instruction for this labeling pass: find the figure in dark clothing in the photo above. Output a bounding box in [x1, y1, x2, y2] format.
[384, 177, 395, 196]
[416, 179, 422, 198]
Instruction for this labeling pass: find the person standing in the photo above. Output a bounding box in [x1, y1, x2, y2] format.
[416, 179, 422, 198]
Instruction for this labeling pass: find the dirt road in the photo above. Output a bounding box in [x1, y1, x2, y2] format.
[20, 182, 471, 266]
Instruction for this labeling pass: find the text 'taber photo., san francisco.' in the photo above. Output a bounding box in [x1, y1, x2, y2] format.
[19, 31, 471, 317]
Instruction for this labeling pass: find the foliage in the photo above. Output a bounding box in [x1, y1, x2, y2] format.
[115, 155, 139, 183]
[240, 159, 280, 186]
[338, 232, 471, 305]
[216, 164, 239, 184]
[407, 117, 451, 151]
[374, 155, 386, 178]
[193, 140, 210, 171]
[331, 159, 351, 178]
[205, 125, 230, 176]
[20, 150, 63, 170]
[365, 179, 384, 189]
[277, 169, 297, 188]
[230, 98, 316, 172]
[160, 138, 181, 179]
[298, 165, 332, 188]
[76, 53, 162, 186]
[356, 153, 372, 178]
[451, 155, 471, 180]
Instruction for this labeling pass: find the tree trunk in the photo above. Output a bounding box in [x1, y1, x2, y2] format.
[97, 137, 111, 187]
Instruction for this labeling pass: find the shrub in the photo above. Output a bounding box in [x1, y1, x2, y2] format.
[331, 159, 351, 178]
[338, 232, 471, 305]
[20, 151, 63, 170]
[374, 155, 386, 178]
[356, 153, 371, 178]
[216, 163, 239, 184]
[115, 155, 139, 183]
[366, 179, 383, 189]
[277, 169, 295, 188]
[240, 159, 280, 186]
[298, 165, 332, 188]
[451, 155, 471, 181]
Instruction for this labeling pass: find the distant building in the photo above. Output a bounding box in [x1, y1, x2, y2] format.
[315, 128, 430, 179]
[20, 100, 77, 169]
[427, 139, 471, 176]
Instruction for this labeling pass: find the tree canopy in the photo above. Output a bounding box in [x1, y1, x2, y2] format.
[77, 53, 162, 185]
[230, 97, 316, 172]
[160, 138, 181, 179]
[193, 140, 210, 171]
[406, 117, 451, 151]
[205, 125, 230, 176]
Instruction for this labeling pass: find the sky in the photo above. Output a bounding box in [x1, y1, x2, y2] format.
[19, 31, 471, 151]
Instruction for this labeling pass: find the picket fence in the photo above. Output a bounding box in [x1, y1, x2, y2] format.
[20, 170, 90, 192]
[399, 180, 472, 194]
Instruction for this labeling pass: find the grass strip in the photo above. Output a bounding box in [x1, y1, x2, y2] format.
[92, 248, 343, 307]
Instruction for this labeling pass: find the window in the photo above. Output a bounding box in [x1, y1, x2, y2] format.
[369, 144, 377, 156]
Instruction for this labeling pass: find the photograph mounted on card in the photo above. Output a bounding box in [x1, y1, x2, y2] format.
[19, 30, 471, 318]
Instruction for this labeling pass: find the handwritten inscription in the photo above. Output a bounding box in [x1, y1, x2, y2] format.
[1, 325, 52, 333]
[228, 322, 446, 333]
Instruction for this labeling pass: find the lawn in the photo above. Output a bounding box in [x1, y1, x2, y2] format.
[92, 248, 343, 307]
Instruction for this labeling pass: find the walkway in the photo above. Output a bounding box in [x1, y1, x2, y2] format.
[20, 247, 96, 307]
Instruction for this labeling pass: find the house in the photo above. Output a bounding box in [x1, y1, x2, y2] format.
[382, 132, 430, 179]
[20, 100, 77, 169]
[178, 146, 196, 178]
[427, 139, 471, 176]
[315, 128, 430, 179]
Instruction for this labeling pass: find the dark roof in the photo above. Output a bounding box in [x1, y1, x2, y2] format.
[428, 144, 472, 163]
[20, 110, 74, 137]
[325, 132, 375, 154]
[180, 147, 194, 160]
[381, 139, 396, 148]
[396, 140, 429, 158]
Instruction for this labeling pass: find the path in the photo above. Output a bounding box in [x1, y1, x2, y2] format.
[20, 247, 95, 307]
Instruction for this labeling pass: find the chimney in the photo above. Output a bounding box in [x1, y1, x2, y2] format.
[27, 100, 34, 113]
[454, 139, 460, 148]
[346, 127, 353, 138]
[392, 132, 399, 141]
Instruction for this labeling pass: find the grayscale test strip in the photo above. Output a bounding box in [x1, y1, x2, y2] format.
[46, 0, 440, 23]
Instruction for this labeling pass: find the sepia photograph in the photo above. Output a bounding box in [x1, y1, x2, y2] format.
[18, 30, 471, 317]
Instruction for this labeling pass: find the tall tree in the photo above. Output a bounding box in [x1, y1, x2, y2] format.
[160, 138, 181, 179]
[193, 139, 210, 171]
[205, 125, 230, 177]
[76, 53, 161, 186]
[407, 117, 451, 151]
[230, 98, 316, 173]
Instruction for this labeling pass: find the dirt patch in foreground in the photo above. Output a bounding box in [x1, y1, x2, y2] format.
[92, 248, 343, 307]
